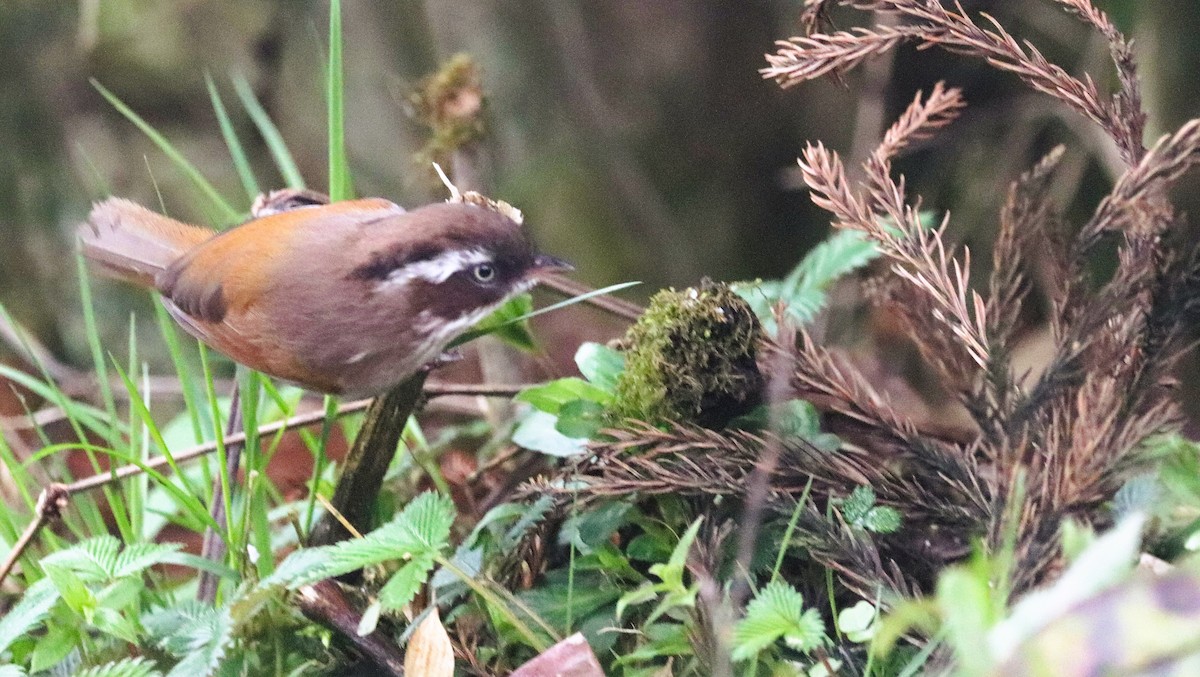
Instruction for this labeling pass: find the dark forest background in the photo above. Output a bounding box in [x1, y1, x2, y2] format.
[3, 0, 1200, 422]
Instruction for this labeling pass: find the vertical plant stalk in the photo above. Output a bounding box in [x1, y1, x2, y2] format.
[197, 386, 242, 603]
[308, 373, 428, 546]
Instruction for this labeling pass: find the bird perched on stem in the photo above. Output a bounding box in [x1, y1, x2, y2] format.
[78, 174, 570, 396]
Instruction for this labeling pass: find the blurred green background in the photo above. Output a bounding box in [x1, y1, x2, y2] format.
[2, 0, 1199, 381]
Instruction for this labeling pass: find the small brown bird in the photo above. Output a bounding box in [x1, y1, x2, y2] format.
[78, 187, 570, 396]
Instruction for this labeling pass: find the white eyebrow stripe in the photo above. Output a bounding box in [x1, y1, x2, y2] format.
[377, 248, 492, 288]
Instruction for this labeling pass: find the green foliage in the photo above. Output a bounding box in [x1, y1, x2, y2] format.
[837, 600, 881, 644]
[613, 281, 763, 427]
[734, 228, 880, 334]
[270, 491, 455, 612]
[732, 581, 827, 662]
[142, 602, 234, 677]
[513, 342, 624, 456]
[615, 517, 702, 624]
[839, 486, 902, 534]
[75, 658, 163, 677]
[729, 399, 842, 451]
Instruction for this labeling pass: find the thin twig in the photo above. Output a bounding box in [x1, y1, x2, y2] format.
[0, 484, 68, 586]
[0, 381, 540, 590]
[732, 324, 797, 608]
[197, 386, 243, 603]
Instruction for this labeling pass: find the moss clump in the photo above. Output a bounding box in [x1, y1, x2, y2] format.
[410, 53, 486, 165]
[613, 280, 764, 428]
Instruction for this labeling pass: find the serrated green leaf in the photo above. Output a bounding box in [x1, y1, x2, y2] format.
[378, 551, 437, 612]
[43, 564, 95, 614]
[842, 486, 877, 525]
[75, 657, 162, 677]
[864, 505, 902, 534]
[574, 342, 625, 392]
[734, 228, 880, 333]
[142, 601, 233, 677]
[0, 578, 57, 654]
[41, 536, 183, 584]
[29, 621, 78, 673]
[783, 229, 879, 299]
[501, 494, 556, 548]
[732, 581, 826, 661]
[271, 492, 454, 587]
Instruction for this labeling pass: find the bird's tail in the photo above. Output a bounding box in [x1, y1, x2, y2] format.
[78, 198, 214, 288]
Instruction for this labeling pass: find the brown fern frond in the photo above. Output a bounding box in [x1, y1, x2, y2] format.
[969, 146, 1067, 433]
[1081, 119, 1200, 246]
[773, 1, 1143, 165]
[762, 26, 927, 86]
[801, 85, 989, 379]
[800, 0, 840, 37]
[872, 82, 967, 166]
[1053, 0, 1146, 161]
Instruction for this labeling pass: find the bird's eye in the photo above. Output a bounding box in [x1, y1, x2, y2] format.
[472, 262, 497, 283]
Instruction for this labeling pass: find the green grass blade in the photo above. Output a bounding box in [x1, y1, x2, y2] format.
[76, 253, 116, 424]
[91, 79, 240, 224]
[198, 346, 236, 545]
[230, 73, 306, 190]
[125, 317, 146, 541]
[109, 359, 207, 513]
[326, 0, 352, 201]
[238, 369, 275, 578]
[205, 72, 260, 204]
[453, 281, 642, 346]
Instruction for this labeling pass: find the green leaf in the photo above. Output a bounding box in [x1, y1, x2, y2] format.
[467, 294, 536, 350]
[841, 486, 877, 526]
[837, 600, 879, 643]
[512, 410, 589, 457]
[142, 601, 233, 677]
[517, 378, 611, 414]
[936, 567, 995, 675]
[270, 491, 454, 587]
[554, 400, 608, 439]
[863, 505, 902, 534]
[733, 581, 827, 662]
[43, 563, 96, 614]
[205, 72, 258, 203]
[558, 502, 633, 553]
[29, 621, 78, 673]
[615, 584, 660, 621]
[453, 282, 642, 347]
[734, 228, 879, 333]
[91, 605, 140, 644]
[377, 550, 437, 612]
[41, 535, 183, 582]
[75, 657, 162, 677]
[0, 578, 57, 654]
[575, 342, 625, 392]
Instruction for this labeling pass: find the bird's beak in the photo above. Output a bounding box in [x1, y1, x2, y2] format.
[529, 254, 574, 277]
